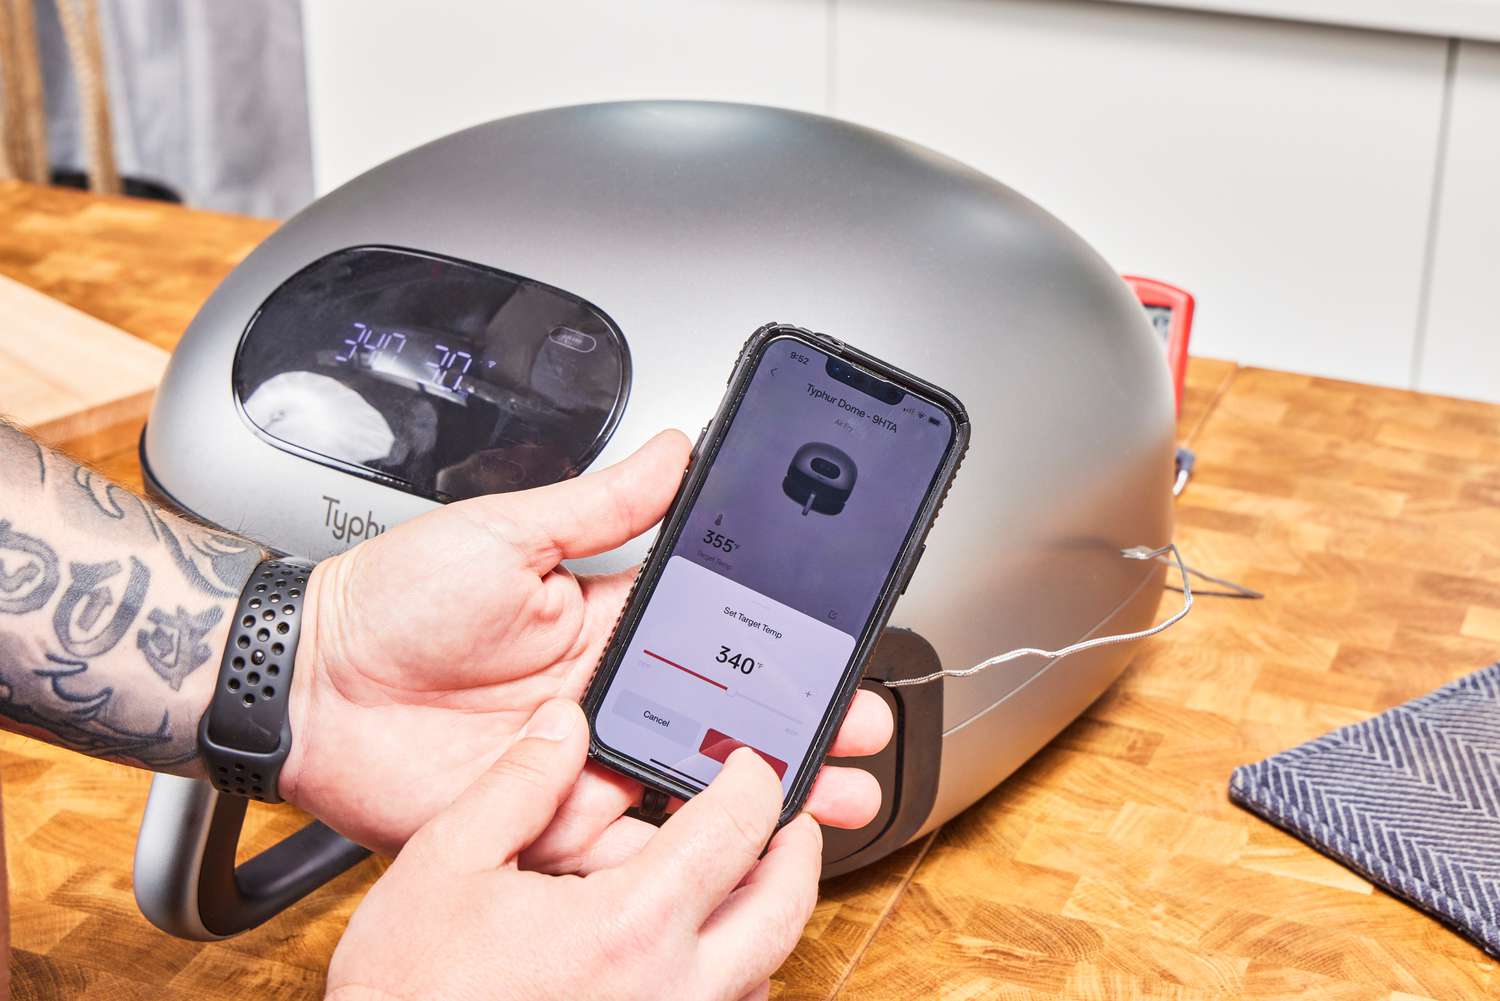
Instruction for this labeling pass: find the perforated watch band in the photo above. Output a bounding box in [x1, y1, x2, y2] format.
[199, 557, 314, 803]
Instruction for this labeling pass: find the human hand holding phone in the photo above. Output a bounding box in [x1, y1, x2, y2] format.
[281, 429, 889, 860]
[327, 698, 820, 1001]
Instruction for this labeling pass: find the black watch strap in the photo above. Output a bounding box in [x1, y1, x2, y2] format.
[200, 557, 314, 803]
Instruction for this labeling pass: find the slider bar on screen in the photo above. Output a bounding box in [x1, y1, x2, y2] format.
[729, 688, 804, 726]
[643, 649, 727, 690]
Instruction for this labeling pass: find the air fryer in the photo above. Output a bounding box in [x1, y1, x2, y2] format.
[132, 100, 1174, 940]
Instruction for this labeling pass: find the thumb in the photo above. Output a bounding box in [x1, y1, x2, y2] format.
[459, 429, 691, 573]
[403, 699, 589, 871]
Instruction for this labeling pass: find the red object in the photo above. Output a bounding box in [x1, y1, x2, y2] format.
[698, 728, 788, 779]
[1121, 275, 1195, 417]
[643, 649, 727, 690]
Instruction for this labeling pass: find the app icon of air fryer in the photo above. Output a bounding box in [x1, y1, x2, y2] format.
[783, 442, 858, 516]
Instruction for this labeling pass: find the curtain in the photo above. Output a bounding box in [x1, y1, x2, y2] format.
[36, 0, 313, 217]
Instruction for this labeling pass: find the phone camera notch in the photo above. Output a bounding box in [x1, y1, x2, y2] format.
[824, 356, 905, 406]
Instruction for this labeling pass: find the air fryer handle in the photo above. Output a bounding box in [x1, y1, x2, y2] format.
[134, 773, 370, 940]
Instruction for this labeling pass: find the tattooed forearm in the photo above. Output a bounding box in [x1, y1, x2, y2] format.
[0, 419, 264, 772]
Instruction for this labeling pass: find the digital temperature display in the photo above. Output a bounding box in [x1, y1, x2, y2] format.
[332, 322, 488, 399]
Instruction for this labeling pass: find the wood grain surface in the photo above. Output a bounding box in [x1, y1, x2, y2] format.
[1, 181, 1497, 1000]
[0, 272, 167, 461]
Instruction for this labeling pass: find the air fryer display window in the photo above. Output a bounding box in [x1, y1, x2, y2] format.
[233, 246, 630, 501]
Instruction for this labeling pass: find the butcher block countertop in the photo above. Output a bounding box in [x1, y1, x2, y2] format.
[1, 180, 1498, 1000]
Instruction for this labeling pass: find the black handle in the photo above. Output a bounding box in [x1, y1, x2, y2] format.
[135, 774, 371, 940]
[196, 791, 370, 937]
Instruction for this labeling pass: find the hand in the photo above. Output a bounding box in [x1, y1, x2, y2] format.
[327, 699, 820, 1001]
[281, 430, 893, 859]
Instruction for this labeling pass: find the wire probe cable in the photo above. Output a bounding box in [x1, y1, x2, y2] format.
[882, 543, 1232, 688]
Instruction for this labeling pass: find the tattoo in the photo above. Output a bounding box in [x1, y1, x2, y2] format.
[0, 520, 60, 613]
[0, 634, 192, 766]
[58, 465, 163, 549]
[150, 512, 262, 599]
[67, 465, 141, 523]
[53, 558, 150, 658]
[0, 425, 260, 770]
[61, 463, 258, 599]
[138, 604, 223, 691]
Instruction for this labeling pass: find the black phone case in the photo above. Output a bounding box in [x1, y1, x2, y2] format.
[582, 322, 971, 827]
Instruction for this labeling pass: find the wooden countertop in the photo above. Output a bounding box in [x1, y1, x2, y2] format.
[1, 180, 1497, 1000]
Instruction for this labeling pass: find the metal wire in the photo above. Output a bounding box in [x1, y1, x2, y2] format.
[1169, 560, 1263, 599]
[881, 543, 1195, 688]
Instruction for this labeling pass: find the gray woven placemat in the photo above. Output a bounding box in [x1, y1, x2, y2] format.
[1229, 662, 1500, 959]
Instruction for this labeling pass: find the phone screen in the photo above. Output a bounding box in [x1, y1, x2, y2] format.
[593, 335, 957, 799]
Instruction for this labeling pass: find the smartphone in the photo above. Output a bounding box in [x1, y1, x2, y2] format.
[583, 323, 969, 824]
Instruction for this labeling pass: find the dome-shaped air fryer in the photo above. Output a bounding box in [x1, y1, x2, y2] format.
[133, 101, 1175, 940]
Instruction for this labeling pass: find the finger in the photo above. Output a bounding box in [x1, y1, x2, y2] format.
[623, 747, 784, 925]
[532, 814, 660, 875]
[519, 762, 642, 873]
[698, 813, 822, 998]
[403, 699, 587, 871]
[463, 429, 691, 572]
[564, 567, 647, 680]
[826, 688, 894, 758]
[577, 566, 640, 618]
[736, 984, 771, 1001]
[526, 746, 881, 867]
[803, 764, 882, 830]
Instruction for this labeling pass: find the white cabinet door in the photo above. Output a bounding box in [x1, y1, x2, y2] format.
[833, 0, 1450, 388]
[1092, 0, 1500, 43]
[1419, 41, 1500, 403]
[302, 0, 831, 193]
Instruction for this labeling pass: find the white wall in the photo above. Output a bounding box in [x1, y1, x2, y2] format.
[832, 0, 1446, 388]
[302, 0, 1499, 402]
[302, 0, 829, 191]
